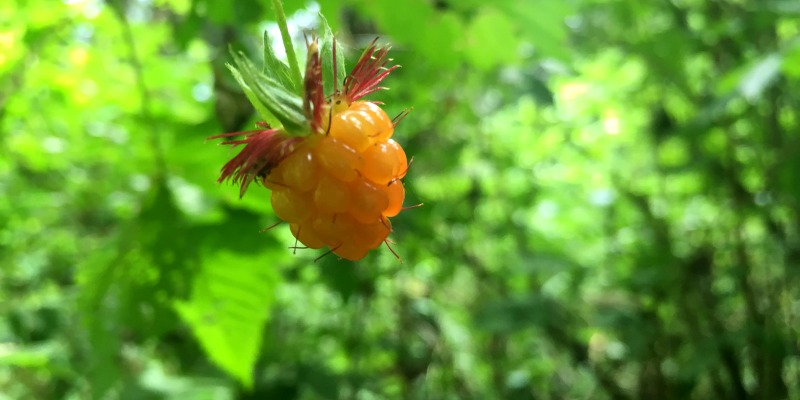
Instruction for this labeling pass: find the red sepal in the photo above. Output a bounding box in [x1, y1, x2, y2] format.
[343, 38, 399, 103]
[208, 126, 302, 197]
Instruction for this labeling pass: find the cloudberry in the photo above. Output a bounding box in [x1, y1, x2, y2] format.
[211, 36, 411, 261]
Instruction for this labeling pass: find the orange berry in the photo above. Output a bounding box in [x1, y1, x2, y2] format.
[313, 173, 350, 214]
[350, 101, 393, 142]
[216, 40, 410, 262]
[349, 178, 389, 224]
[328, 111, 372, 153]
[352, 218, 391, 250]
[333, 214, 362, 241]
[313, 136, 363, 183]
[310, 213, 340, 246]
[270, 188, 311, 223]
[386, 139, 408, 179]
[311, 213, 359, 249]
[260, 103, 408, 261]
[276, 145, 318, 192]
[290, 222, 326, 249]
[361, 142, 397, 185]
[263, 169, 285, 191]
[332, 241, 369, 261]
[362, 139, 408, 185]
[383, 181, 405, 217]
[269, 130, 408, 259]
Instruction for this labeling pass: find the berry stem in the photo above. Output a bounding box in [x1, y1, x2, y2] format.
[270, 0, 303, 91]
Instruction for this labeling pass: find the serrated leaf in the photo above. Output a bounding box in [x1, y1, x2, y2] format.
[319, 14, 345, 96]
[229, 51, 308, 134]
[227, 63, 281, 129]
[262, 30, 297, 94]
[175, 251, 281, 389]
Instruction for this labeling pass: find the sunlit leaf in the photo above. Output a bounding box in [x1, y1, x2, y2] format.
[261, 30, 297, 94]
[227, 51, 309, 132]
[465, 8, 520, 71]
[739, 53, 782, 101]
[175, 251, 281, 389]
[319, 13, 345, 96]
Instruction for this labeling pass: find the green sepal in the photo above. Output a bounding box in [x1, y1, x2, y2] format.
[261, 30, 299, 95]
[227, 61, 280, 130]
[319, 14, 346, 96]
[227, 50, 308, 135]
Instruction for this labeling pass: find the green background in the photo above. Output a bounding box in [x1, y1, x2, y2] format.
[3, 0, 800, 399]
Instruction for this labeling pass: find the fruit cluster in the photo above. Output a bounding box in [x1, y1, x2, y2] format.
[211, 34, 411, 261]
[265, 101, 407, 260]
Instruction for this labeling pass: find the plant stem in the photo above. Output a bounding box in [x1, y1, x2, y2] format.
[116, 7, 166, 178]
[271, 0, 303, 91]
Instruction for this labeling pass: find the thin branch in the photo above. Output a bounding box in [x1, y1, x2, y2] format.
[116, 9, 167, 176]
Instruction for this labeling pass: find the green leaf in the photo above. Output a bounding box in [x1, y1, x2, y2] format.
[227, 62, 282, 130]
[782, 40, 800, 78]
[465, 8, 520, 71]
[369, 0, 434, 45]
[419, 12, 465, 70]
[175, 251, 281, 389]
[496, 0, 572, 61]
[474, 294, 574, 334]
[738, 53, 782, 101]
[298, 364, 341, 398]
[316, 257, 362, 301]
[75, 180, 198, 398]
[228, 50, 308, 134]
[319, 14, 345, 96]
[0, 343, 55, 368]
[203, 0, 234, 24]
[262, 30, 297, 94]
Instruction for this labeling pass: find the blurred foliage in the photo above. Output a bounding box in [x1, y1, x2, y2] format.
[2, 0, 800, 399]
